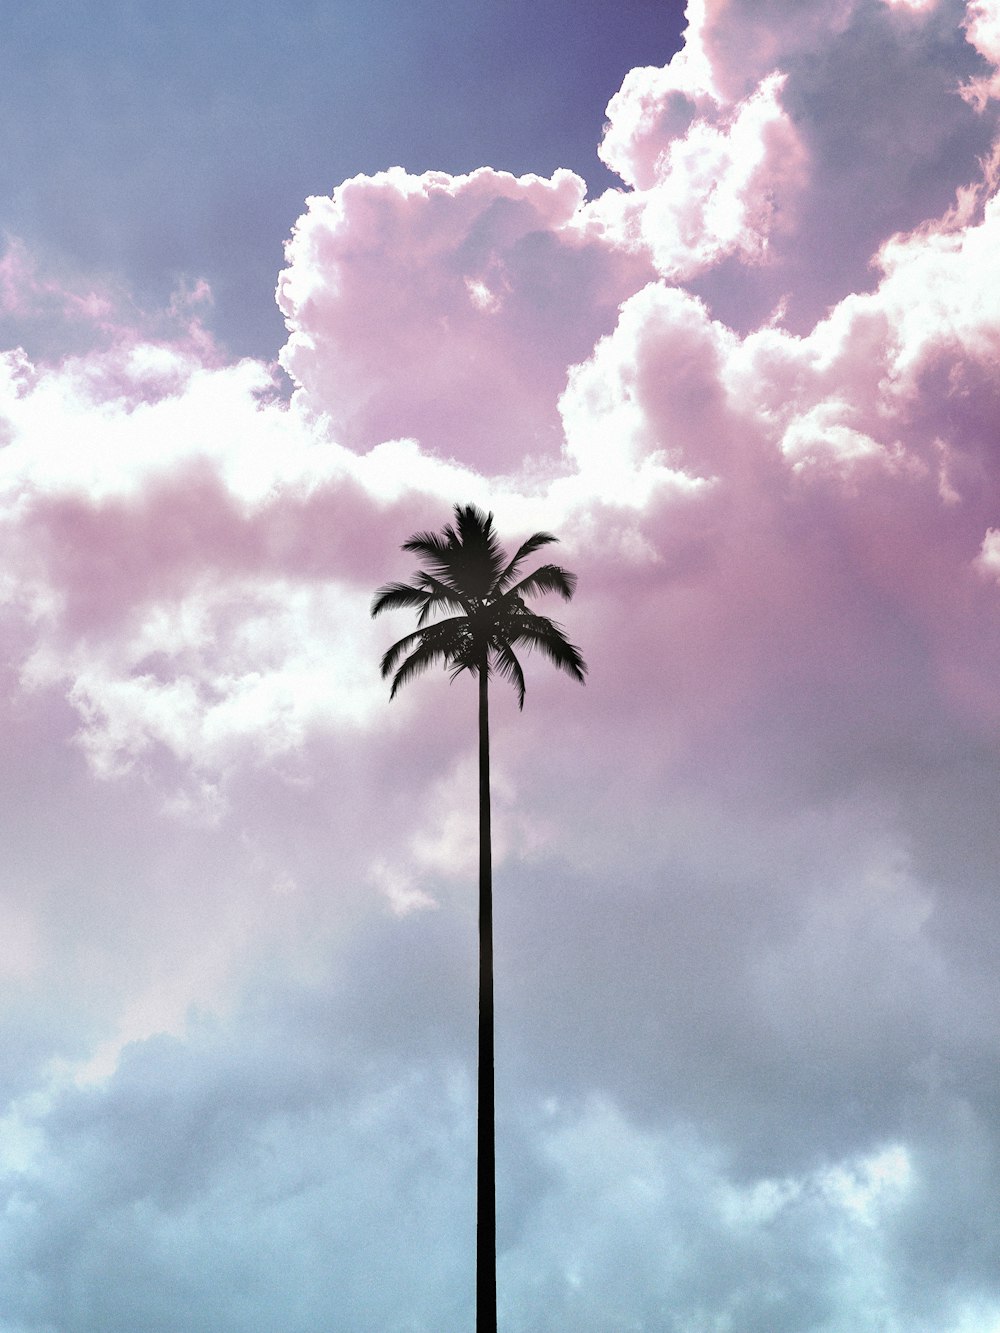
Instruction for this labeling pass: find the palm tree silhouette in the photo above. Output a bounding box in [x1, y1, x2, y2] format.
[372, 503, 586, 1333]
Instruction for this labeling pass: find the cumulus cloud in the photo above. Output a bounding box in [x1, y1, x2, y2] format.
[2, 1, 1000, 1329]
[277, 166, 652, 473]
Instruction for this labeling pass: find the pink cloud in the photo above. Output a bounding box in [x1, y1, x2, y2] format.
[276, 166, 652, 473]
[0, 238, 116, 324]
[4, 8, 1000, 1327]
[590, 72, 808, 283]
[593, 0, 998, 340]
[963, 0, 1000, 106]
[0, 237, 223, 374]
[0, 4, 995, 857]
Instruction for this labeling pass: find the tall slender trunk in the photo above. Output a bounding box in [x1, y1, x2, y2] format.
[477, 665, 497, 1333]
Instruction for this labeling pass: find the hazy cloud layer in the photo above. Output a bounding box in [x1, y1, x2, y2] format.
[3, 1, 1000, 1329]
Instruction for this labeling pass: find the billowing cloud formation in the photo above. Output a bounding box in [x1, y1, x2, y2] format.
[3, 1, 1000, 1329]
[277, 166, 653, 471]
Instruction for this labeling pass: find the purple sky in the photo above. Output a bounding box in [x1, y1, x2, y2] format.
[0, 0, 679, 360]
[4, 1, 1000, 1329]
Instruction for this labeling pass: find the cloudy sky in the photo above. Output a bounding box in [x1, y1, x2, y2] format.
[3, 1, 1000, 1329]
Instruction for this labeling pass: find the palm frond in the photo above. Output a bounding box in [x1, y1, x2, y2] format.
[371, 581, 428, 618]
[379, 629, 426, 679]
[496, 531, 558, 591]
[399, 506, 504, 594]
[507, 613, 587, 683]
[448, 655, 479, 687]
[388, 620, 472, 697]
[449, 504, 507, 598]
[379, 617, 468, 678]
[505, 563, 578, 603]
[454, 504, 499, 557]
[401, 531, 459, 581]
[491, 639, 527, 710]
[414, 572, 472, 624]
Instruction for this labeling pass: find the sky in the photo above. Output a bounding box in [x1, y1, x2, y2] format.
[0, 0, 675, 361]
[3, 0, 1000, 1329]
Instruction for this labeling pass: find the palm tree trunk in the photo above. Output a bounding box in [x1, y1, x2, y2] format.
[477, 665, 497, 1333]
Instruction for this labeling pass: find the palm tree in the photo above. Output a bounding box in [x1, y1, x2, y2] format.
[372, 503, 586, 1333]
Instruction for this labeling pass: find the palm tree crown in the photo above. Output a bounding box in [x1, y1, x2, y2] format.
[371, 503, 586, 705]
